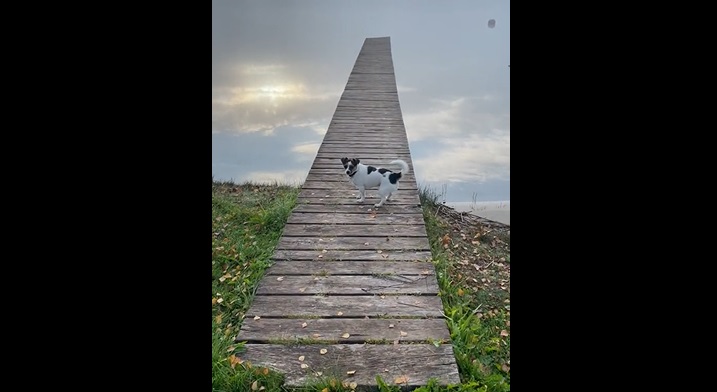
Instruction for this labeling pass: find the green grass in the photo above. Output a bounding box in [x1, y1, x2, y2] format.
[212, 180, 509, 391]
[419, 186, 510, 392]
[212, 180, 298, 391]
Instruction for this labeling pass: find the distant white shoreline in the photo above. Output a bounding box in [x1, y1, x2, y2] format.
[445, 201, 510, 225]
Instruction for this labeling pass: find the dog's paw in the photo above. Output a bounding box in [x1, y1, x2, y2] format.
[374, 203, 382, 208]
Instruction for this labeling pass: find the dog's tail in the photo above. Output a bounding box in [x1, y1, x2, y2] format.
[390, 159, 410, 174]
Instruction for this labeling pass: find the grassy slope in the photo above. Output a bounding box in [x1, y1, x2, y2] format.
[212, 182, 510, 392]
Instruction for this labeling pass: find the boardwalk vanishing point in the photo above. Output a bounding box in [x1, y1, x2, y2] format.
[237, 37, 461, 389]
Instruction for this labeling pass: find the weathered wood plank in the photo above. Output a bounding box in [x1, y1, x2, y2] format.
[266, 260, 435, 275]
[276, 236, 430, 250]
[305, 173, 417, 182]
[299, 189, 419, 199]
[301, 182, 417, 190]
[255, 274, 438, 295]
[296, 198, 420, 205]
[287, 212, 424, 225]
[237, 318, 449, 343]
[239, 344, 460, 387]
[273, 249, 431, 261]
[281, 224, 427, 237]
[246, 295, 444, 318]
[291, 204, 423, 214]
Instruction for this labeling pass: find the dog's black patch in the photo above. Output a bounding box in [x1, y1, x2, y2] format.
[378, 168, 392, 175]
[367, 166, 377, 174]
[388, 172, 402, 184]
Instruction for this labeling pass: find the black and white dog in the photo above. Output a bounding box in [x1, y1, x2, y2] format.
[340, 157, 410, 207]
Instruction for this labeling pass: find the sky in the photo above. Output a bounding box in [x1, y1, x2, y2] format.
[212, 0, 510, 202]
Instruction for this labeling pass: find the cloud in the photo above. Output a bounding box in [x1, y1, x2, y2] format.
[403, 96, 509, 142]
[412, 130, 510, 184]
[291, 143, 321, 161]
[212, 62, 343, 135]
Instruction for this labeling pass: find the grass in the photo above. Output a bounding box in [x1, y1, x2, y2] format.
[212, 180, 510, 391]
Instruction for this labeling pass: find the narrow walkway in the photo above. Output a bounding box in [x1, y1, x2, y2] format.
[237, 37, 460, 388]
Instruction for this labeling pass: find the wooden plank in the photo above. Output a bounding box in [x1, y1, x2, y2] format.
[246, 295, 444, 318]
[305, 172, 417, 180]
[237, 318, 449, 343]
[276, 236, 430, 250]
[291, 204, 423, 214]
[299, 189, 419, 198]
[266, 260, 435, 275]
[255, 274, 438, 295]
[287, 212, 424, 225]
[273, 249, 431, 261]
[239, 344, 460, 387]
[301, 182, 417, 190]
[281, 224, 427, 237]
[296, 198, 420, 205]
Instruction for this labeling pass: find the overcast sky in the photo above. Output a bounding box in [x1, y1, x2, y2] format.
[212, 0, 510, 202]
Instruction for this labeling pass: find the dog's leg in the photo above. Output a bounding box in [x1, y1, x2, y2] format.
[356, 186, 365, 202]
[374, 194, 388, 207]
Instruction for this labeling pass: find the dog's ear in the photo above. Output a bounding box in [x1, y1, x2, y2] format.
[351, 158, 360, 165]
[340, 157, 348, 164]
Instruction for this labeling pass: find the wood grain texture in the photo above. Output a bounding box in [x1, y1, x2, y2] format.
[255, 274, 439, 295]
[246, 295, 444, 318]
[281, 224, 427, 237]
[276, 236, 431, 251]
[272, 249, 431, 261]
[237, 318, 450, 343]
[266, 260, 435, 275]
[238, 344, 460, 387]
[287, 212, 424, 225]
[291, 204, 423, 214]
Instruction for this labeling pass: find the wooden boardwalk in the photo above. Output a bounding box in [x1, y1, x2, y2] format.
[237, 37, 460, 388]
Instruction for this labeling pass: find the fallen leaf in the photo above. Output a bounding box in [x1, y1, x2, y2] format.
[388, 324, 394, 328]
[380, 295, 385, 299]
[298, 355, 305, 361]
[259, 387, 265, 391]
[262, 367, 269, 375]
[400, 331, 408, 337]
[394, 375, 410, 384]
[377, 250, 383, 254]
[364, 242, 370, 246]
[226, 346, 235, 353]
[441, 234, 451, 245]
[473, 264, 480, 270]
[322, 249, 327, 253]
[301, 322, 308, 328]
[337, 311, 343, 316]
[349, 381, 358, 390]
[457, 288, 464, 296]
[312, 333, 321, 338]
[502, 364, 510, 372]
[228, 354, 243, 369]
[393, 339, 399, 345]
[346, 370, 356, 375]
[330, 380, 336, 387]
[251, 380, 258, 390]
[500, 329, 509, 337]
[321, 388, 329, 392]
[507, 320, 510, 327]
[253, 316, 261, 320]
[317, 254, 323, 258]
[277, 276, 284, 281]
[315, 371, 322, 376]
[301, 363, 309, 369]
[212, 298, 217, 305]
[299, 287, 306, 292]
[215, 314, 223, 324]
[320, 348, 328, 354]
[217, 298, 224, 304]
[341, 333, 350, 339]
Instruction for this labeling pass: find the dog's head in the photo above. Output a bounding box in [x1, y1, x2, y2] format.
[340, 157, 360, 176]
